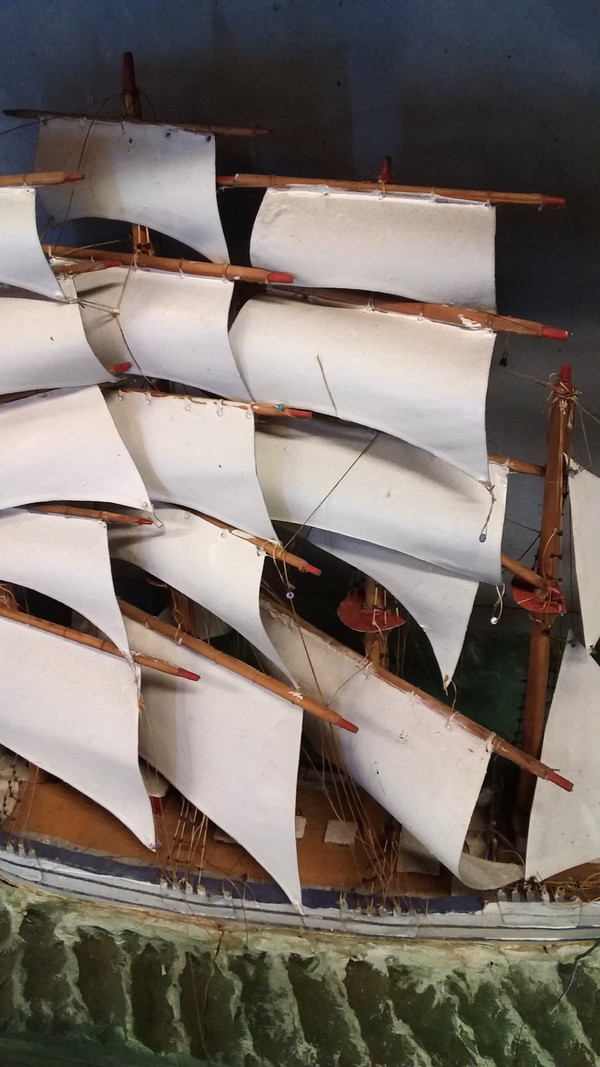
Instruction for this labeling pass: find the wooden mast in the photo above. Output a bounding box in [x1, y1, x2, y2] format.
[121, 51, 197, 638]
[517, 364, 575, 813]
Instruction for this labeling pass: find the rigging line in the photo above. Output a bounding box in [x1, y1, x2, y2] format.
[283, 431, 381, 550]
[315, 355, 339, 417]
[49, 94, 123, 245]
[578, 403, 595, 473]
[551, 940, 600, 1013]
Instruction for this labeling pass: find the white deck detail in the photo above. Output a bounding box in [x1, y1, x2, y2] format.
[251, 186, 496, 308]
[35, 117, 228, 261]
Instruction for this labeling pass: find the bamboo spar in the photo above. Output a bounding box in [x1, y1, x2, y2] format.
[272, 287, 569, 341]
[118, 599, 358, 733]
[218, 173, 565, 207]
[517, 365, 576, 812]
[0, 605, 201, 681]
[5, 109, 271, 138]
[191, 511, 321, 576]
[0, 172, 84, 187]
[23, 504, 153, 526]
[44, 244, 294, 285]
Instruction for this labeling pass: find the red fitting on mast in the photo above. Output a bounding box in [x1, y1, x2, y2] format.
[541, 326, 570, 341]
[378, 156, 393, 183]
[541, 195, 565, 207]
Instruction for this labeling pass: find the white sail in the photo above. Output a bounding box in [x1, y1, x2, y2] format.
[125, 616, 303, 906]
[0, 185, 65, 299]
[35, 117, 228, 262]
[106, 391, 276, 540]
[0, 616, 155, 848]
[251, 186, 496, 308]
[0, 385, 150, 512]
[307, 529, 477, 683]
[569, 465, 600, 650]
[75, 267, 251, 399]
[0, 508, 129, 655]
[526, 641, 600, 880]
[0, 275, 112, 395]
[110, 506, 293, 679]
[230, 296, 494, 482]
[262, 602, 521, 889]
[256, 420, 507, 584]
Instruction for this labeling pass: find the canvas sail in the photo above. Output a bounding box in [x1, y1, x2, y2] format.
[250, 186, 496, 308]
[106, 391, 276, 540]
[0, 275, 112, 394]
[0, 509, 129, 655]
[35, 117, 228, 262]
[230, 296, 494, 482]
[307, 529, 477, 683]
[0, 185, 65, 299]
[110, 506, 293, 678]
[526, 641, 600, 880]
[75, 267, 251, 399]
[569, 465, 600, 650]
[0, 616, 155, 848]
[125, 616, 303, 906]
[0, 385, 150, 512]
[255, 419, 507, 584]
[262, 602, 521, 889]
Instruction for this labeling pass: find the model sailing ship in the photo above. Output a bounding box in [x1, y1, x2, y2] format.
[0, 54, 597, 940]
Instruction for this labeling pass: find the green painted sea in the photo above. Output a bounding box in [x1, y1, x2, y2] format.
[0, 884, 598, 1066]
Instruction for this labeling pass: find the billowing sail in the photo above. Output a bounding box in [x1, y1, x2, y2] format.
[307, 529, 477, 683]
[256, 419, 507, 584]
[75, 267, 251, 399]
[262, 602, 521, 889]
[125, 616, 303, 906]
[0, 386, 151, 512]
[569, 465, 600, 650]
[526, 641, 600, 880]
[0, 275, 112, 395]
[0, 616, 155, 848]
[250, 186, 496, 308]
[110, 506, 293, 678]
[35, 117, 228, 262]
[0, 508, 129, 655]
[106, 391, 276, 540]
[230, 296, 495, 482]
[0, 185, 64, 299]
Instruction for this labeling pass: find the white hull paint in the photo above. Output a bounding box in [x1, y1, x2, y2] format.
[0, 841, 597, 943]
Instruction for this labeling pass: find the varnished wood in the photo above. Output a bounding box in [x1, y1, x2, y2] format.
[273, 286, 569, 339]
[194, 511, 321, 576]
[518, 367, 575, 812]
[265, 600, 572, 790]
[6, 109, 271, 138]
[0, 172, 83, 187]
[0, 605, 200, 681]
[118, 599, 359, 733]
[363, 577, 388, 668]
[489, 454, 545, 477]
[218, 172, 564, 206]
[45, 244, 293, 284]
[23, 503, 152, 525]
